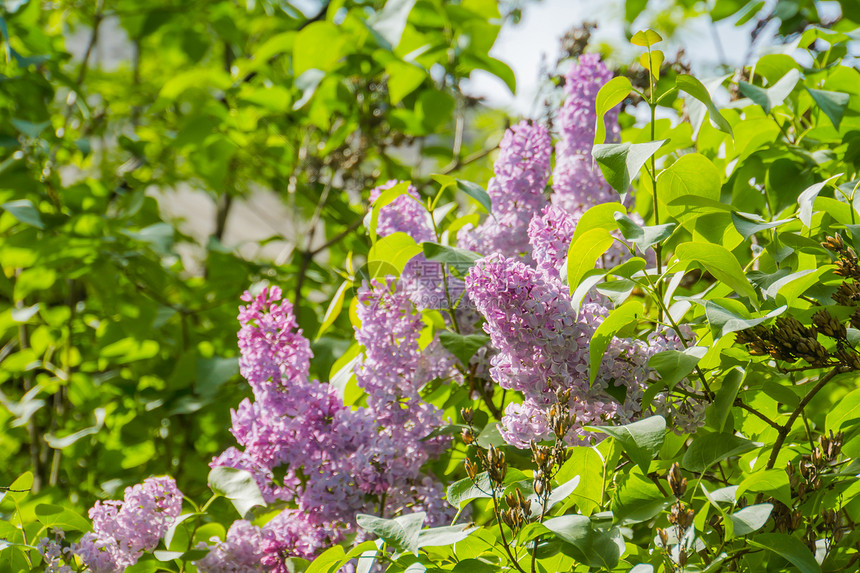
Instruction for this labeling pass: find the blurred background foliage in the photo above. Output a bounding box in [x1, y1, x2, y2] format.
[0, 0, 856, 513]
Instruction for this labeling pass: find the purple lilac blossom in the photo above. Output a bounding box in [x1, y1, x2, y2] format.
[369, 181, 434, 243]
[205, 284, 456, 567]
[551, 54, 623, 216]
[556, 53, 618, 157]
[551, 155, 617, 215]
[465, 254, 668, 448]
[37, 535, 72, 573]
[458, 121, 552, 259]
[195, 520, 267, 573]
[72, 477, 183, 572]
[527, 204, 630, 287]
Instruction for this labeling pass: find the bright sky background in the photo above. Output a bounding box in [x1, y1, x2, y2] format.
[464, 0, 761, 116]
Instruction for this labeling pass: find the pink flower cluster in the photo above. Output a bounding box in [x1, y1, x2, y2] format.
[65, 477, 183, 572]
[201, 282, 455, 570]
[552, 54, 620, 215]
[455, 54, 703, 447]
[458, 120, 552, 259]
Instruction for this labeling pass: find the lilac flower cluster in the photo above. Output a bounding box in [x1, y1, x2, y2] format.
[369, 181, 434, 243]
[552, 54, 620, 215]
[465, 254, 627, 446]
[201, 282, 455, 570]
[456, 54, 704, 447]
[458, 120, 552, 259]
[556, 52, 619, 157]
[58, 477, 184, 573]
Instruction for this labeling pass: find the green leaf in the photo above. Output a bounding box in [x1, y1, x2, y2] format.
[451, 559, 498, 572]
[555, 446, 604, 515]
[528, 475, 581, 517]
[356, 512, 425, 554]
[121, 222, 175, 255]
[293, 21, 347, 75]
[10, 118, 50, 138]
[446, 472, 493, 509]
[415, 524, 478, 549]
[421, 242, 481, 265]
[306, 546, 346, 573]
[675, 242, 757, 301]
[386, 60, 426, 104]
[630, 29, 663, 47]
[615, 214, 675, 251]
[570, 202, 627, 245]
[676, 74, 733, 136]
[466, 53, 516, 93]
[806, 87, 850, 129]
[594, 77, 632, 144]
[746, 533, 821, 573]
[455, 179, 492, 214]
[567, 228, 615, 298]
[316, 280, 351, 340]
[657, 153, 721, 221]
[728, 504, 772, 537]
[588, 300, 643, 385]
[543, 514, 591, 550]
[596, 279, 636, 307]
[648, 347, 707, 390]
[736, 474, 788, 508]
[34, 504, 91, 532]
[592, 140, 667, 193]
[611, 469, 671, 525]
[639, 50, 664, 81]
[433, 174, 493, 214]
[731, 212, 792, 240]
[438, 331, 489, 367]
[367, 232, 422, 277]
[293, 68, 326, 110]
[7, 472, 32, 503]
[704, 301, 785, 336]
[1, 200, 44, 229]
[797, 174, 841, 229]
[475, 421, 506, 448]
[682, 434, 760, 473]
[825, 387, 860, 432]
[706, 368, 745, 433]
[570, 257, 647, 313]
[207, 467, 266, 517]
[738, 69, 801, 114]
[590, 415, 665, 474]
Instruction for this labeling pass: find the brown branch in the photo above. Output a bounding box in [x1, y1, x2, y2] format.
[766, 367, 842, 470]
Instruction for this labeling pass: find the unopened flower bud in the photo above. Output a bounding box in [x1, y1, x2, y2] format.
[667, 463, 687, 498]
[461, 408, 473, 424]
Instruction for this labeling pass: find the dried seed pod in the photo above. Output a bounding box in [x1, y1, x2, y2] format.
[464, 458, 478, 481]
[461, 428, 475, 445]
[667, 463, 687, 498]
[487, 445, 507, 484]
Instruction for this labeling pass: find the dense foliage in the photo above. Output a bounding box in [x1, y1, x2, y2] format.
[2, 0, 860, 572]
